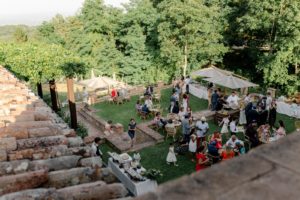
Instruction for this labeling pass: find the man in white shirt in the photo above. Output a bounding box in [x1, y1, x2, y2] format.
[145, 97, 153, 109]
[229, 119, 238, 134]
[227, 91, 240, 109]
[226, 135, 244, 149]
[195, 116, 209, 146]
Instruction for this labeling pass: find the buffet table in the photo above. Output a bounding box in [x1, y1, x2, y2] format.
[189, 84, 208, 100]
[276, 101, 300, 119]
[108, 158, 157, 196]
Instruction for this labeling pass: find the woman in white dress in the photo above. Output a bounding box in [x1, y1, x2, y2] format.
[182, 94, 188, 113]
[219, 116, 230, 134]
[166, 143, 178, 166]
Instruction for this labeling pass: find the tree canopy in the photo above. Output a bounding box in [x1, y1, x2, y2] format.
[0, 0, 299, 95]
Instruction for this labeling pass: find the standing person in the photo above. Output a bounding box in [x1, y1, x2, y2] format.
[91, 137, 103, 167]
[219, 116, 230, 135]
[265, 92, 273, 111]
[128, 119, 137, 147]
[111, 87, 118, 100]
[166, 143, 178, 166]
[229, 118, 238, 135]
[185, 75, 191, 94]
[182, 115, 191, 143]
[227, 91, 240, 109]
[195, 117, 209, 147]
[211, 90, 219, 111]
[189, 134, 197, 161]
[268, 101, 277, 129]
[182, 93, 189, 113]
[195, 146, 209, 171]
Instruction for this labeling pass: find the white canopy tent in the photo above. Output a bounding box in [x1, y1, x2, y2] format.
[204, 75, 258, 89]
[78, 76, 124, 90]
[191, 65, 233, 78]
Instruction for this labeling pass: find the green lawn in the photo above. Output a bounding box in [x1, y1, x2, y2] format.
[93, 88, 208, 130]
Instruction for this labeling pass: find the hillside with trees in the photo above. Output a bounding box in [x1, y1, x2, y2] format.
[0, 0, 299, 94]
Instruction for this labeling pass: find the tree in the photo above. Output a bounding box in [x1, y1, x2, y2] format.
[61, 62, 87, 129]
[157, 0, 228, 77]
[225, 0, 300, 94]
[13, 27, 28, 43]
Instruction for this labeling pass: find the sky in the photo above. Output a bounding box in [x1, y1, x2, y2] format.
[0, 0, 129, 26]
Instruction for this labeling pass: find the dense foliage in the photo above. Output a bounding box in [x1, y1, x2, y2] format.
[0, 0, 299, 94]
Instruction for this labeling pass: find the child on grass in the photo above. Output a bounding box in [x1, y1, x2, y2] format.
[166, 143, 178, 166]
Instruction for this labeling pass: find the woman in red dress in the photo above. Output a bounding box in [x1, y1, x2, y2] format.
[195, 146, 209, 171]
[210, 131, 222, 149]
[111, 88, 118, 99]
[221, 146, 235, 160]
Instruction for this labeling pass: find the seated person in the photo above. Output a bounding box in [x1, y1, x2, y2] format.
[111, 88, 118, 99]
[141, 104, 150, 114]
[207, 141, 221, 164]
[226, 135, 244, 149]
[165, 119, 175, 129]
[104, 120, 114, 136]
[153, 112, 167, 128]
[170, 91, 178, 103]
[221, 146, 235, 160]
[257, 124, 270, 142]
[144, 85, 154, 96]
[196, 145, 209, 171]
[234, 142, 246, 155]
[210, 131, 222, 149]
[135, 100, 142, 112]
[144, 96, 153, 110]
[226, 91, 240, 109]
[169, 101, 180, 114]
[274, 120, 286, 139]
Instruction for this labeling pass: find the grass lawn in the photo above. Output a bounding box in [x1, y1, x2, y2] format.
[93, 88, 208, 130]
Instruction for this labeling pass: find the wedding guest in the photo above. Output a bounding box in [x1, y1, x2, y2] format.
[274, 120, 286, 139]
[268, 101, 277, 129]
[221, 146, 235, 160]
[211, 90, 219, 111]
[196, 117, 209, 147]
[128, 118, 137, 147]
[219, 116, 230, 135]
[195, 146, 209, 171]
[166, 143, 178, 166]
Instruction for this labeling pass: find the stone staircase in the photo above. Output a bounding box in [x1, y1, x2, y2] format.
[0, 66, 128, 199]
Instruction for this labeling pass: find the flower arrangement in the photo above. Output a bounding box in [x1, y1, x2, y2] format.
[141, 169, 163, 180]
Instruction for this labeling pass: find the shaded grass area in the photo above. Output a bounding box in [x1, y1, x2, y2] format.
[93, 88, 208, 130]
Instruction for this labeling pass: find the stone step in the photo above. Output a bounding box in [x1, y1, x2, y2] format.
[16, 135, 68, 150]
[0, 114, 35, 123]
[0, 188, 59, 200]
[0, 160, 30, 176]
[8, 145, 92, 161]
[7, 121, 53, 129]
[28, 127, 58, 138]
[29, 155, 82, 172]
[0, 137, 17, 151]
[43, 167, 117, 189]
[0, 170, 48, 196]
[0, 127, 29, 139]
[57, 181, 128, 200]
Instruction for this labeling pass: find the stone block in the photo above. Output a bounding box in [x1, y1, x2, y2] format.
[16, 135, 68, 150]
[0, 170, 48, 195]
[69, 146, 92, 158]
[57, 182, 128, 200]
[0, 188, 60, 200]
[79, 157, 103, 168]
[0, 160, 30, 176]
[30, 155, 81, 171]
[67, 137, 84, 147]
[8, 121, 53, 129]
[28, 127, 56, 138]
[0, 127, 29, 139]
[61, 128, 77, 137]
[0, 137, 17, 151]
[8, 149, 34, 160]
[0, 150, 7, 161]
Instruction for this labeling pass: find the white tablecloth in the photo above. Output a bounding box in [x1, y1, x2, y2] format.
[276, 101, 300, 119]
[108, 158, 157, 196]
[189, 84, 208, 100]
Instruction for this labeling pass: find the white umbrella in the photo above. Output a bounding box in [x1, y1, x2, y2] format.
[191, 66, 233, 78]
[204, 75, 258, 89]
[78, 76, 123, 90]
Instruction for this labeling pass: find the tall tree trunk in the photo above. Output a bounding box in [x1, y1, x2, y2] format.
[49, 79, 59, 112]
[183, 44, 188, 77]
[66, 77, 77, 129]
[37, 82, 43, 98]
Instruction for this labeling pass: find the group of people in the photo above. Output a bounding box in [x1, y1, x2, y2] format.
[210, 89, 240, 111]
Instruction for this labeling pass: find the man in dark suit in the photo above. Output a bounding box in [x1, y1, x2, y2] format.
[211, 90, 219, 111]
